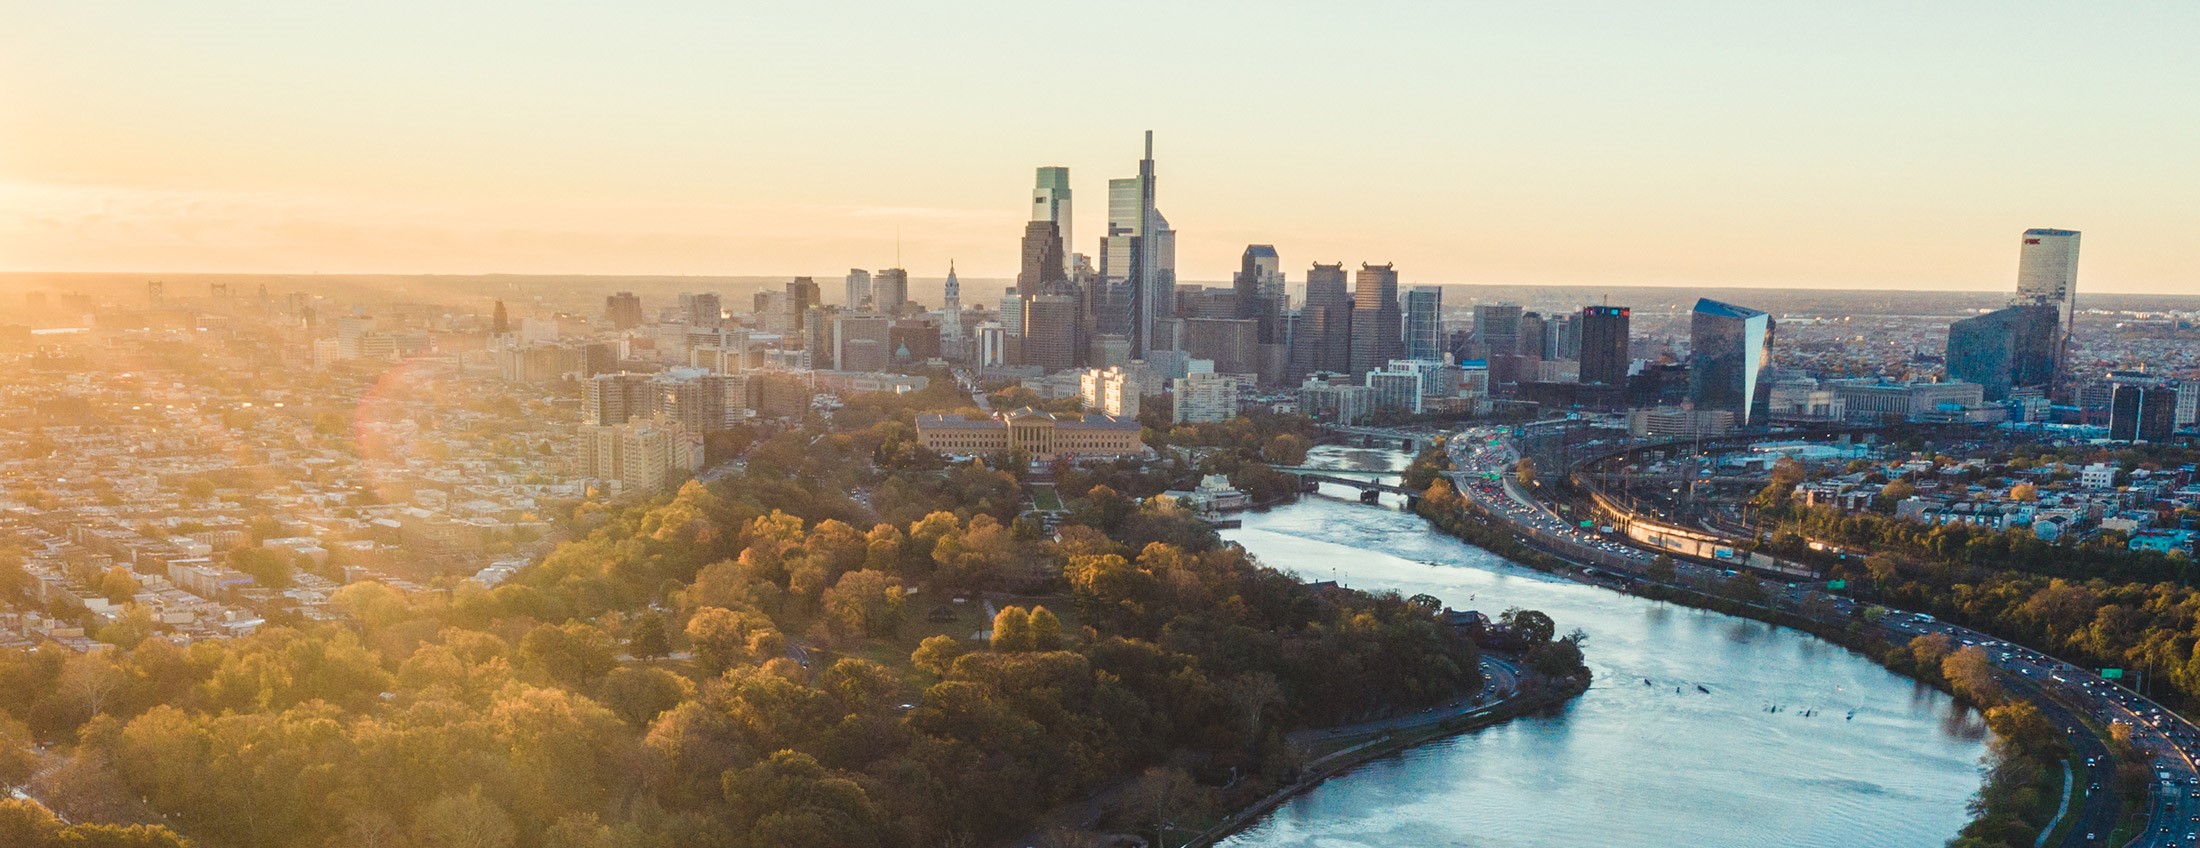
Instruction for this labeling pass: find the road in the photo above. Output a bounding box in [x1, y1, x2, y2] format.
[1434, 425, 2200, 848]
[1288, 655, 1526, 745]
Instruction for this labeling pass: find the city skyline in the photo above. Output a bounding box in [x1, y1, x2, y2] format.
[5, 4, 2198, 293]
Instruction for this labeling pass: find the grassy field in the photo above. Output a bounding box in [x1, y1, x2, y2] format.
[1030, 484, 1065, 512]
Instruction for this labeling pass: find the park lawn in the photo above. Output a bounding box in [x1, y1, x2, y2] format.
[1030, 484, 1066, 512]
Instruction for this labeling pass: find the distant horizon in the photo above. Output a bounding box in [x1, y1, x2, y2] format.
[8, 5, 2197, 294]
[4, 269, 2197, 302]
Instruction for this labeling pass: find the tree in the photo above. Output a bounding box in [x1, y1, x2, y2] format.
[598, 666, 694, 727]
[1648, 554, 1677, 583]
[688, 606, 767, 675]
[991, 606, 1035, 652]
[1514, 457, 1537, 486]
[410, 789, 516, 848]
[821, 570, 905, 639]
[2009, 482, 2039, 503]
[1028, 606, 1064, 651]
[628, 610, 671, 660]
[1942, 645, 2003, 706]
[911, 635, 967, 677]
[1501, 608, 1555, 646]
[1119, 767, 1206, 847]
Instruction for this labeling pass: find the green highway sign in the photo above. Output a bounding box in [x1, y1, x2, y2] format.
[1826, 579, 1846, 590]
[2101, 668, 2124, 679]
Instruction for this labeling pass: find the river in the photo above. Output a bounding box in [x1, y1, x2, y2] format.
[1213, 446, 1990, 848]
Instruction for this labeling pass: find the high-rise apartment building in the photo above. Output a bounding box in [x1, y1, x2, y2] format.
[1032, 167, 1073, 280]
[1945, 304, 2058, 400]
[604, 292, 644, 330]
[583, 372, 656, 427]
[1689, 298, 1776, 427]
[2108, 384, 2177, 443]
[1578, 306, 1632, 387]
[1348, 263, 1402, 376]
[1079, 366, 1140, 418]
[1235, 245, 1283, 342]
[1172, 366, 1239, 424]
[1403, 286, 1443, 361]
[844, 269, 872, 311]
[2012, 228, 2080, 389]
[580, 414, 701, 498]
[873, 268, 909, 317]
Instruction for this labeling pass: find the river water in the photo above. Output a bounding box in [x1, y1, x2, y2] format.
[1214, 447, 1989, 848]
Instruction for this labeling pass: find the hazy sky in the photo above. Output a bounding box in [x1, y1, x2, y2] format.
[5, 2, 2197, 293]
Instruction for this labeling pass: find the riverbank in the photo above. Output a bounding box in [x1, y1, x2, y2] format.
[1184, 671, 1592, 848]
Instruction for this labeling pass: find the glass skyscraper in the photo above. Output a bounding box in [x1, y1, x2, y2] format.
[2013, 228, 2079, 389]
[1402, 286, 1443, 361]
[1689, 298, 1775, 427]
[1945, 304, 2057, 400]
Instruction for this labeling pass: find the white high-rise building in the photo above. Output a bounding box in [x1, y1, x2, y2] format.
[1079, 366, 1140, 418]
[1171, 362, 1238, 424]
[1032, 167, 1073, 279]
[2012, 228, 2080, 388]
[844, 269, 872, 311]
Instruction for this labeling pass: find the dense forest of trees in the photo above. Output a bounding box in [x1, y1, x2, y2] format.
[0, 403, 1496, 847]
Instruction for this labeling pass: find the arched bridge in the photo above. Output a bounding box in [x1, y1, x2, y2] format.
[1271, 466, 1423, 504]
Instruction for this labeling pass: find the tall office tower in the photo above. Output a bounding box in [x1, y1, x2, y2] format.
[873, 268, 909, 317]
[834, 314, 892, 373]
[604, 292, 644, 330]
[1545, 312, 1580, 360]
[1022, 292, 1081, 372]
[844, 269, 873, 311]
[1236, 245, 1283, 341]
[1472, 304, 1523, 359]
[787, 277, 820, 333]
[2109, 384, 2178, 443]
[2012, 228, 2080, 389]
[1018, 221, 1066, 296]
[1032, 167, 1074, 279]
[1298, 262, 1354, 375]
[804, 306, 836, 368]
[490, 301, 510, 336]
[1348, 263, 1402, 376]
[1578, 306, 1632, 386]
[1517, 313, 1547, 361]
[1945, 304, 2059, 400]
[680, 292, 722, 328]
[1097, 177, 1142, 342]
[1689, 298, 1776, 427]
[1098, 132, 1167, 356]
[1402, 286, 1443, 361]
[999, 287, 1025, 338]
[941, 262, 963, 340]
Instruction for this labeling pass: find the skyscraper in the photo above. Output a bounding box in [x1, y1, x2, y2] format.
[844, 269, 872, 311]
[873, 269, 909, 317]
[1348, 263, 1402, 376]
[1236, 245, 1282, 342]
[1032, 167, 1073, 279]
[1098, 132, 1168, 357]
[1297, 262, 1353, 376]
[1022, 292, 1081, 373]
[1473, 304, 1523, 359]
[1018, 221, 1066, 297]
[787, 277, 820, 337]
[1403, 286, 1443, 361]
[1945, 304, 2058, 400]
[2013, 228, 2080, 389]
[1689, 298, 1776, 427]
[2109, 384, 2178, 443]
[1578, 306, 1632, 386]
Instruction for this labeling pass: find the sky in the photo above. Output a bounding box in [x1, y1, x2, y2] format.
[4, 1, 2198, 294]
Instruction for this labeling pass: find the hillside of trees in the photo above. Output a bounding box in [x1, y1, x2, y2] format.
[0, 411, 1491, 847]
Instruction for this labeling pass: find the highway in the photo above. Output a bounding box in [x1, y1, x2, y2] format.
[1437, 426, 2200, 848]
